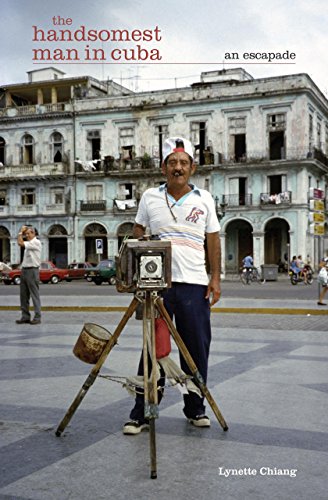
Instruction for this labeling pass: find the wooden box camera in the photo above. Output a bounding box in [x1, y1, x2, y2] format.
[115, 239, 172, 293]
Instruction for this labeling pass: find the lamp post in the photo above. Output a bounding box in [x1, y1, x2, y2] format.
[215, 196, 227, 221]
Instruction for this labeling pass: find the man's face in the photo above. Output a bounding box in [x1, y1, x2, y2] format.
[25, 228, 35, 241]
[162, 151, 196, 189]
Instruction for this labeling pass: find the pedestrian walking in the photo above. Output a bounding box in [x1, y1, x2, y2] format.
[317, 257, 328, 306]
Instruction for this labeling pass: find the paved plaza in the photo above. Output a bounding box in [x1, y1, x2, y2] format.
[0, 292, 327, 499]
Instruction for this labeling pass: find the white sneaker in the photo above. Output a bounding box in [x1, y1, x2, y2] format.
[189, 415, 211, 427]
[123, 420, 149, 435]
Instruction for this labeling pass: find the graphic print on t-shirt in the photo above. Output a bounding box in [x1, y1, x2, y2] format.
[185, 206, 205, 223]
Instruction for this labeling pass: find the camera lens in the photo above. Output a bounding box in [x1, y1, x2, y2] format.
[145, 260, 158, 274]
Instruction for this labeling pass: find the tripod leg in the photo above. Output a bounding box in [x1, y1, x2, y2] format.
[143, 293, 159, 479]
[56, 296, 140, 436]
[149, 420, 157, 479]
[149, 293, 158, 479]
[156, 299, 228, 432]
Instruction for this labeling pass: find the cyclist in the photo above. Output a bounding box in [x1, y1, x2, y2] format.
[242, 254, 254, 284]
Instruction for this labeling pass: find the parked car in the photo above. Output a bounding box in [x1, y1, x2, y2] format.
[66, 262, 94, 281]
[2, 261, 69, 285]
[84, 259, 116, 285]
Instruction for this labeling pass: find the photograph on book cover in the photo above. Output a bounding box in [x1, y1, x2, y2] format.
[0, 0, 327, 499]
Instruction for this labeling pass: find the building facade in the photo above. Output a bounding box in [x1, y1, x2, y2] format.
[1, 67, 327, 275]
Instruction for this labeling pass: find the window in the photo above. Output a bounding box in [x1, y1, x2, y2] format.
[50, 187, 64, 204]
[0, 190, 6, 206]
[21, 188, 35, 205]
[267, 114, 286, 129]
[118, 183, 135, 200]
[86, 184, 103, 201]
[228, 177, 248, 205]
[86, 130, 101, 162]
[20, 134, 34, 164]
[267, 114, 286, 160]
[228, 116, 246, 162]
[0, 137, 5, 165]
[119, 127, 135, 160]
[309, 115, 314, 150]
[317, 120, 322, 150]
[50, 132, 63, 162]
[154, 125, 168, 163]
[191, 122, 206, 165]
[229, 134, 246, 162]
[268, 175, 287, 195]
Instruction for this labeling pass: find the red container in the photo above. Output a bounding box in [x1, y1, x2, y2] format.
[155, 317, 171, 359]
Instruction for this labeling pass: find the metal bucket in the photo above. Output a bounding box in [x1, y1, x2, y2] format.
[73, 323, 111, 364]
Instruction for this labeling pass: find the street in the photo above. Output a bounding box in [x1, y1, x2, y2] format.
[0, 281, 327, 500]
[0, 275, 322, 301]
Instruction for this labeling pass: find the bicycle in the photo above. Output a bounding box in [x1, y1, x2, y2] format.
[240, 267, 265, 285]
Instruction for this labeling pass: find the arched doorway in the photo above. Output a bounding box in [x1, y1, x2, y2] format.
[48, 224, 68, 268]
[225, 219, 253, 273]
[264, 218, 290, 264]
[0, 226, 10, 262]
[117, 222, 134, 251]
[84, 223, 108, 263]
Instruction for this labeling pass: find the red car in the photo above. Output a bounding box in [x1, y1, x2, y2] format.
[2, 261, 69, 285]
[65, 262, 94, 281]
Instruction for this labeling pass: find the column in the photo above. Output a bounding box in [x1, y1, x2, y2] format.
[51, 87, 57, 104]
[37, 88, 44, 105]
[5, 92, 12, 107]
[220, 232, 226, 278]
[252, 231, 265, 269]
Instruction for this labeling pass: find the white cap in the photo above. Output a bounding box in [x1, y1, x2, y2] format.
[163, 137, 194, 162]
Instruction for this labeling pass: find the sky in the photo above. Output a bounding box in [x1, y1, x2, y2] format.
[1, 0, 327, 96]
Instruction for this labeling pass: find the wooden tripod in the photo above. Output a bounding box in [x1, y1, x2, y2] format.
[55, 290, 228, 479]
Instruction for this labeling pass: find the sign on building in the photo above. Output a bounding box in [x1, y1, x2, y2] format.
[96, 238, 103, 254]
[309, 223, 325, 236]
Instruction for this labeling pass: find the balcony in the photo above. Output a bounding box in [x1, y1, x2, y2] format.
[16, 204, 38, 215]
[0, 102, 71, 119]
[218, 148, 328, 167]
[80, 200, 106, 212]
[260, 191, 292, 206]
[222, 194, 253, 207]
[45, 203, 66, 214]
[0, 163, 67, 178]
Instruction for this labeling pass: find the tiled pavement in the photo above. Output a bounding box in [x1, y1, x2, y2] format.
[0, 308, 327, 500]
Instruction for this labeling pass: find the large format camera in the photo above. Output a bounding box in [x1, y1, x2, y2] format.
[115, 238, 172, 293]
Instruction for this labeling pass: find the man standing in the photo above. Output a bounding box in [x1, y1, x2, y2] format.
[16, 226, 42, 324]
[123, 137, 221, 434]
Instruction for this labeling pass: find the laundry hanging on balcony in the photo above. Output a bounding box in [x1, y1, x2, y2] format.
[115, 199, 137, 210]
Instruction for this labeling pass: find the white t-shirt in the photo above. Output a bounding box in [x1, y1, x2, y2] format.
[135, 185, 220, 285]
[22, 237, 42, 268]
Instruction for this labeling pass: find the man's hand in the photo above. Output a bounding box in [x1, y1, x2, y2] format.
[205, 276, 221, 306]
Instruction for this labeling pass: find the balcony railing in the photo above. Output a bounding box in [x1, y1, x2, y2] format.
[0, 103, 70, 118]
[0, 163, 67, 178]
[45, 203, 66, 213]
[260, 191, 292, 205]
[222, 194, 253, 207]
[80, 200, 106, 211]
[218, 148, 328, 166]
